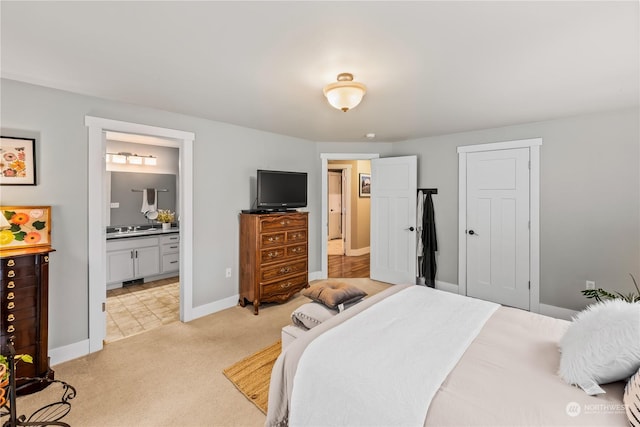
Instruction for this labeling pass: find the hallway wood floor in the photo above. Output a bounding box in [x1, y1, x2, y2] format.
[328, 253, 370, 278]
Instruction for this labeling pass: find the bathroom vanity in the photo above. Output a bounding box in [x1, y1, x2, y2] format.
[106, 228, 179, 289]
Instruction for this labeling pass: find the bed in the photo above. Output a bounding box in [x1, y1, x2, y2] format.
[266, 284, 628, 426]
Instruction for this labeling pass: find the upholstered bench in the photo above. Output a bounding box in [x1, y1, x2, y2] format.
[281, 281, 368, 349]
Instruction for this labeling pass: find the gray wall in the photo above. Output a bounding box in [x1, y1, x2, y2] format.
[392, 108, 640, 311]
[0, 78, 319, 349]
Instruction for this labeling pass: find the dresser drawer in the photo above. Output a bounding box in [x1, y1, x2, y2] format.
[260, 247, 286, 264]
[1, 264, 38, 281]
[286, 244, 307, 258]
[2, 286, 37, 309]
[260, 214, 307, 232]
[286, 230, 307, 243]
[260, 232, 285, 248]
[1, 276, 38, 292]
[260, 273, 307, 299]
[1, 255, 37, 269]
[4, 304, 37, 323]
[1, 319, 37, 349]
[260, 259, 307, 282]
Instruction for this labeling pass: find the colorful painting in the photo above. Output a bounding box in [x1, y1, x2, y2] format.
[0, 206, 51, 250]
[0, 137, 37, 185]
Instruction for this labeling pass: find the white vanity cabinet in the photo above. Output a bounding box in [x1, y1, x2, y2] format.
[160, 234, 180, 273]
[106, 236, 161, 285]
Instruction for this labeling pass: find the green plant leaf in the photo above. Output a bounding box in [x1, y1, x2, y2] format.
[17, 354, 33, 364]
[13, 231, 26, 241]
[10, 224, 21, 232]
[32, 221, 46, 230]
[3, 211, 15, 221]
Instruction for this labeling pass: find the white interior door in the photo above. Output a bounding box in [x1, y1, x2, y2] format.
[370, 156, 417, 284]
[466, 148, 530, 309]
[328, 171, 342, 240]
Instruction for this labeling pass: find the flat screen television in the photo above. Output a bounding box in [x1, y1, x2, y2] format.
[257, 169, 307, 210]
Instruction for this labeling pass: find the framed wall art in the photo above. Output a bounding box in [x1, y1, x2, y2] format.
[0, 206, 51, 251]
[0, 136, 37, 185]
[359, 173, 371, 197]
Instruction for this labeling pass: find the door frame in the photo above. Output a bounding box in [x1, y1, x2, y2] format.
[320, 153, 379, 279]
[457, 138, 541, 313]
[85, 116, 195, 353]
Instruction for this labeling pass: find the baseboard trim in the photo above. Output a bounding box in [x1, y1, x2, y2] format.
[308, 271, 322, 282]
[346, 246, 370, 256]
[186, 294, 239, 321]
[435, 280, 459, 294]
[50, 339, 90, 366]
[539, 303, 577, 321]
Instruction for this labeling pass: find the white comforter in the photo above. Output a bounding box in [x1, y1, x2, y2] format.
[288, 286, 498, 426]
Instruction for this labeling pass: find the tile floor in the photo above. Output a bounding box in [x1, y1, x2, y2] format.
[105, 276, 180, 343]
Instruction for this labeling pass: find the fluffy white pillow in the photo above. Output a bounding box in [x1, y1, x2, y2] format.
[559, 299, 640, 388]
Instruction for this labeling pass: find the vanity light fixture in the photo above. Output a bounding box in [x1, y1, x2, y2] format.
[106, 152, 156, 166]
[143, 156, 157, 166]
[323, 73, 367, 112]
[127, 155, 143, 165]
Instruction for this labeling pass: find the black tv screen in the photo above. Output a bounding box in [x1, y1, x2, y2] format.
[257, 170, 307, 210]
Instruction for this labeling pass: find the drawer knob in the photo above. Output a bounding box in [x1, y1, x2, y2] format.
[7, 314, 15, 322]
[7, 260, 15, 267]
[7, 325, 15, 333]
[280, 220, 290, 225]
[7, 302, 15, 310]
[279, 267, 291, 274]
[44, 255, 49, 263]
[280, 282, 292, 289]
[7, 281, 15, 289]
[7, 292, 14, 300]
[7, 271, 15, 278]
[268, 252, 278, 258]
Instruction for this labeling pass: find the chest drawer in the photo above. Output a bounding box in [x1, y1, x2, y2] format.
[1, 255, 38, 269]
[3, 285, 38, 310]
[2, 276, 38, 293]
[260, 232, 285, 248]
[260, 247, 285, 264]
[260, 273, 307, 299]
[260, 259, 307, 283]
[1, 264, 38, 282]
[260, 215, 307, 232]
[286, 230, 307, 243]
[286, 244, 307, 258]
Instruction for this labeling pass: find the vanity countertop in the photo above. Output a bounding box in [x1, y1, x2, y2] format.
[106, 228, 179, 240]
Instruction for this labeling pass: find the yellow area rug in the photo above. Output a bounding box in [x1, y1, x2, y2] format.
[223, 340, 281, 414]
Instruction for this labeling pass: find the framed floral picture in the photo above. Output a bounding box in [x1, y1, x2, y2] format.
[0, 206, 51, 250]
[0, 136, 37, 185]
[359, 173, 371, 197]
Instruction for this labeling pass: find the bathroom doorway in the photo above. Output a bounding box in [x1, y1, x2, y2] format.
[104, 136, 181, 342]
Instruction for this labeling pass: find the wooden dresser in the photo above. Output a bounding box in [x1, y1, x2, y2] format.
[239, 212, 308, 315]
[0, 246, 55, 394]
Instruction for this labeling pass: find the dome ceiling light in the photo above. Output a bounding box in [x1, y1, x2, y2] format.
[323, 73, 367, 112]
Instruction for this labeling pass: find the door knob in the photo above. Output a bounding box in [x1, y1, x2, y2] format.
[468, 229, 477, 235]
[405, 226, 415, 231]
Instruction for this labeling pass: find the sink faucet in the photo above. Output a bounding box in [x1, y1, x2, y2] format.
[127, 226, 133, 232]
[133, 226, 141, 231]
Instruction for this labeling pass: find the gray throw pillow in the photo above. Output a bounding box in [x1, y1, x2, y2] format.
[302, 281, 367, 310]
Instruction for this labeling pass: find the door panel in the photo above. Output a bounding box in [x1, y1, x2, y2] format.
[328, 171, 342, 240]
[370, 156, 417, 284]
[466, 148, 529, 309]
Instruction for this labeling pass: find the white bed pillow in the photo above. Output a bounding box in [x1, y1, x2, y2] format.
[559, 299, 640, 388]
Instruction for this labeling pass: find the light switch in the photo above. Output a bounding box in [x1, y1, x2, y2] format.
[110, 202, 120, 208]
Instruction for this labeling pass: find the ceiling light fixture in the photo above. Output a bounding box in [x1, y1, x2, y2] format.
[323, 73, 367, 112]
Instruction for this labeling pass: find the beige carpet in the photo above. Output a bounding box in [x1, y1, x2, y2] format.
[223, 340, 281, 414]
[13, 278, 390, 426]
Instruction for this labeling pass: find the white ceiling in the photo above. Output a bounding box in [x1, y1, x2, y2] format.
[2, 1, 638, 142]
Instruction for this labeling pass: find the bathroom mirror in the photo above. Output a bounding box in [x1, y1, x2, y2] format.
[108, 172, 177, 227]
